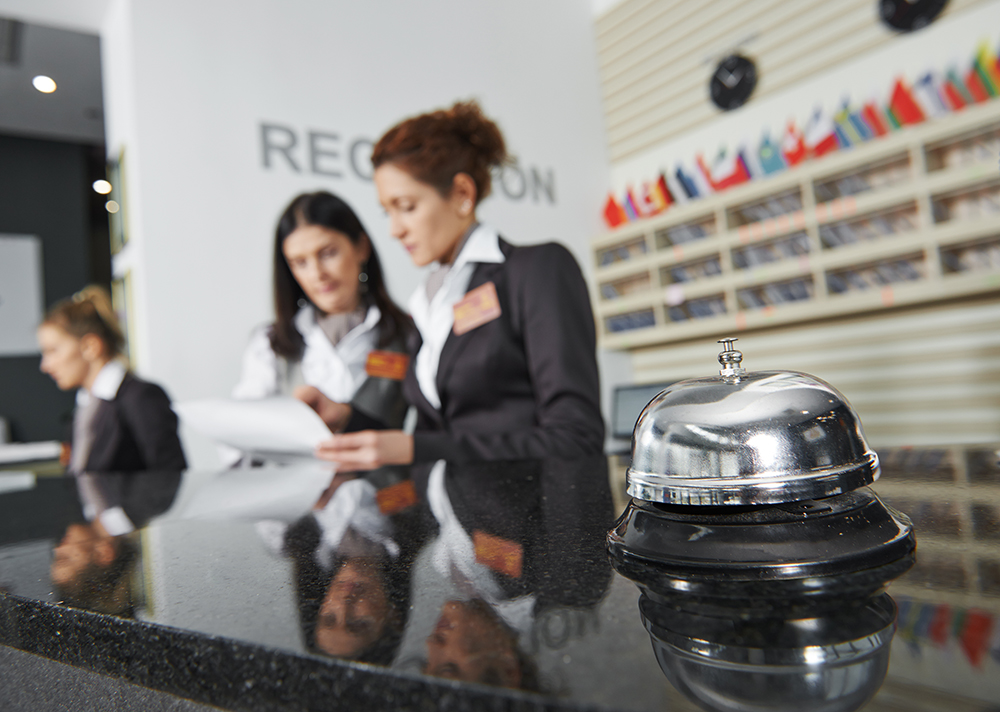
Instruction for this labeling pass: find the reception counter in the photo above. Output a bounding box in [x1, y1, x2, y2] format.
[1, 449, 999, 711]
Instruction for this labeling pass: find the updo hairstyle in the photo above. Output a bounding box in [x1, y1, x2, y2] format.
[43, 286, 126, 359]
[371, 100, 509, 205]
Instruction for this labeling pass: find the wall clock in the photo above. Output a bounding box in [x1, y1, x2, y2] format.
[879, 0, 948, 31]
[710, 54, 757, 111]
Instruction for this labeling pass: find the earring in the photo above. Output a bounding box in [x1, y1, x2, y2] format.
[461, 200, 472, 215]
[358, 263, 369, 293]
[297, 298, 308, 308]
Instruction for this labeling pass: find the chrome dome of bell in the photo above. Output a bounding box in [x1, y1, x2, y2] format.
[627, 339, 879, 506]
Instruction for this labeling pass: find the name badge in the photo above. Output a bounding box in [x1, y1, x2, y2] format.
[473, 530, 523, 578]
[453, 281, 502, 335]
[365, 350, 409, 380]
[376, 480, 418, 515]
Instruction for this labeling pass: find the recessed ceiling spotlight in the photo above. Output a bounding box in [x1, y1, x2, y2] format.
[92, 180, 112, 194]
[32, 75, 56, 93]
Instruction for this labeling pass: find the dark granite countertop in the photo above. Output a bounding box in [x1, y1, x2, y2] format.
[1, 448, 999, 711]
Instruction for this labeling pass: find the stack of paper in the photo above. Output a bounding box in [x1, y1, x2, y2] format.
[0, 441, 62, 465]
[174, 397, 334, 463]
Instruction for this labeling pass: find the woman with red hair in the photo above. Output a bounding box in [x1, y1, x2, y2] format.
[306, 101, 604, 469]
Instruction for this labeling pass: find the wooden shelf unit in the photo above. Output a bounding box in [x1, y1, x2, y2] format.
[592, 101, 1000, 350]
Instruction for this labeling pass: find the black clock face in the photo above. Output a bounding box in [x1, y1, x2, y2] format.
[710, 55, 757, 111]
[879, 0, 948, 31]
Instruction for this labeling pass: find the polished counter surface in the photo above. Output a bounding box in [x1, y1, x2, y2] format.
[1, 449, 999, 711]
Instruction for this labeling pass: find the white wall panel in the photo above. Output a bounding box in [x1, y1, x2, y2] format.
[596, 0, 990, 162]
[99, 0, 610, 467]
[628, 297, 1000, 447]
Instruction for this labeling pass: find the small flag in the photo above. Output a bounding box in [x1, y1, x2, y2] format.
[847, 110, 873, 142]
[888, 79, 926, 125]
[804, 107, 839, 158]
[645, 173, 673, 214]
[675, 165, 700, 199]
[833, 103, 861, 146]
[656, 172, 675, 207]
[912, 72, 948, 118]
[697, 150, 749, 192]
[964, 66, 990, 103]
[928, 604, 952, 647]
[941, 70, 971, 111]
[974, 42, 1000, 96]
[623, 188, 640, 220]
[781, 121, 807, 166]
[758, 132, 787, 175]
[861, 101, 890, 136]
[602, 194, 627, 228]
[959, 610, 994, 668]
[638, 181, 664, 216]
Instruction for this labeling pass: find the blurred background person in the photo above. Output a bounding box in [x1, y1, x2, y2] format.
[37, 286, 186, 482]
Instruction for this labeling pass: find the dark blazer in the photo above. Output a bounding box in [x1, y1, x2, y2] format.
[403, 238, 605, 463]
[82, 373, 187, 474]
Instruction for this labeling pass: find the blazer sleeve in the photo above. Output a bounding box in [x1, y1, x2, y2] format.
[118, 380, 188, 471]
[413, 243, 605, 463]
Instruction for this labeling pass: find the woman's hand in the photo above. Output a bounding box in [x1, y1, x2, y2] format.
[294, 385, 352, 432]
[314, 430, 414, 471]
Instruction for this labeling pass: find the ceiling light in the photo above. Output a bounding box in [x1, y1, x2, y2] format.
[105, 200, 120, 214]
[92, 180, 112, 194]
[32, 75, 56, 93]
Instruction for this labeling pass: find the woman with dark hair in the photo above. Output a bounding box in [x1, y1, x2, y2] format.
[232, 191, 411, 432]
[304, 101, 604, 468]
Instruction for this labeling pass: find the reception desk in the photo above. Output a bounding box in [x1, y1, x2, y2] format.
[1, 449, 998, 711]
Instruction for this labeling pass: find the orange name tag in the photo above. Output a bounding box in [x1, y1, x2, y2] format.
[453, 281, 502, 335]
[473, 530, 523, 579]
[365, 350, 409, 380]
[376, 480, 418, 515]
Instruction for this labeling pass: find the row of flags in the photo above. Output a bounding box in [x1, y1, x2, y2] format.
[896, 597, 1000, 670]
[604, 39, 1000, 230]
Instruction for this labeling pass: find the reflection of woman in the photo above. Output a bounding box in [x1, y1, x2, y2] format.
[50, 522, 138, 617]
[310, 101, 604, 469]
[425, 598, 537, 690]
[281, 477, 416, 663]
[233, 191, 411, 433]
[38, 286, 186, 483]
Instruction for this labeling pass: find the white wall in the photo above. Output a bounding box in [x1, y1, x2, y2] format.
[99, 0, 611, 466]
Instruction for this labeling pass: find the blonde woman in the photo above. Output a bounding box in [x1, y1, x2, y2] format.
[37, 286, 186, 484]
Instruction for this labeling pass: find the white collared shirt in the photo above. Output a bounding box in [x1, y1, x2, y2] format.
[73, 360, 134, 533]
[233, 303, 381, 403]
[408, 224, 505, 409]
[75, 359, 128, 408]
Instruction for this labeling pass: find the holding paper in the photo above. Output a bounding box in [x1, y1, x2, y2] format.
[175, 397, 334, 463]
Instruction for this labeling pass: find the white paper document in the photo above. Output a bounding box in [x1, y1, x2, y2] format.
[174, 397, 333, 461]
[0, 441, 62, 464]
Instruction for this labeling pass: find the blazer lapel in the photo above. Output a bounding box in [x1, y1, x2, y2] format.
[84, 399, 120, 472]
[434, 261, 507, 402]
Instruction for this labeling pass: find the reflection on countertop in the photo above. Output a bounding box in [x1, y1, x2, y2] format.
[1, 446, 999, 711]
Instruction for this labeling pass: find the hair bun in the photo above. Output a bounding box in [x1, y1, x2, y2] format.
[372, 99, 509, 204]
[45, 285, 126, 359]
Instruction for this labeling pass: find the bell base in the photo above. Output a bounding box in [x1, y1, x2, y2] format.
[607, 488, 915, 607]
